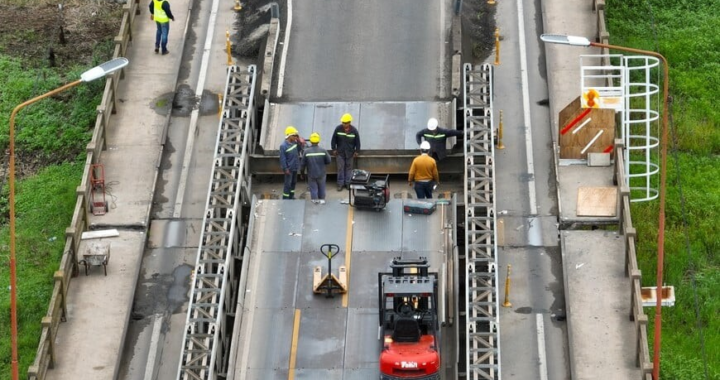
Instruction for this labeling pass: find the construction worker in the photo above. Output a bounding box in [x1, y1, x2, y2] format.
[331, 113, 361, 191]
[301, 132, 332, 204]
[408, 141, 439, 199]
[279, 126, 304, 199]
[149, 0, 175, 55]
[415, 117, 464, 162]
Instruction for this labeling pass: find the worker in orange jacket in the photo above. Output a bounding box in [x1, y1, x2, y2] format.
[408, 141, 439, 199]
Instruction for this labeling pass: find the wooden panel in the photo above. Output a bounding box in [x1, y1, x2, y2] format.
[558, 97, 616, 159]
[577, 186, 617, 216]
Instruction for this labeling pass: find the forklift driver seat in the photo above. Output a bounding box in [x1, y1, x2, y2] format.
[392, 317, 421, 343]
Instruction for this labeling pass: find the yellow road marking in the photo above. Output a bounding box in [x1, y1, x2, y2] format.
[288, 309, 301, 380]
[342, 207, 354, 307]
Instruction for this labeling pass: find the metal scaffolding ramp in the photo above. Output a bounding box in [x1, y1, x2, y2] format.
[177, 65, 257, 380]
[462, 63, 501, 380]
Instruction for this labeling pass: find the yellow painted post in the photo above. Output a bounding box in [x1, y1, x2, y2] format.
[496, 110, 505, 149]
[502, 265, 512, 307]
[226, 30, 233, 66]
[234, 0, 242, 11]
[494, 28, 501, 66]
[488, 0, 496, 5]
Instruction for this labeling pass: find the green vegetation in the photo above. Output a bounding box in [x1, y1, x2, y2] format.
[0, 163, 82, 378]
[607, 0, 720, 378]
[0, 27, 114, 380]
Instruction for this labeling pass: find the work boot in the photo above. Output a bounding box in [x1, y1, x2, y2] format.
[162, 49, 169, 55]
[154, 47, 159, 53]
[337, 185, 343, 191]
[319, 200, 326, 205]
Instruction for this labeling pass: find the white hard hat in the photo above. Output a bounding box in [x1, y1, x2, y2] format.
[427, 118, 438, 131]
[420, 141, 431, 150]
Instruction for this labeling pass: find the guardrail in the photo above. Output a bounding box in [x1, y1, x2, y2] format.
[615, 140, 654, 380]
[594, 1, 653, 378]
[27, 1, 138, 378]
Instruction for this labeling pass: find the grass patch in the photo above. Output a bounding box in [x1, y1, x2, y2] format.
[607, 0, 720, 377]
[0, 163, 83, 378]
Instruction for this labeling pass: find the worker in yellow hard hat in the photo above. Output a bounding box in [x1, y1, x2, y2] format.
[301, 132, 331, 204]
[330, 113, 361, 191]
[279, 126, 305, 199]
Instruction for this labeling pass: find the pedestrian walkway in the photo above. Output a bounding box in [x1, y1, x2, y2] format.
[542, 0, 644, 378]
[45, 2, 191, 378]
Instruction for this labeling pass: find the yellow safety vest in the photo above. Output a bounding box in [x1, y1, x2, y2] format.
[153, 0, 169, 23]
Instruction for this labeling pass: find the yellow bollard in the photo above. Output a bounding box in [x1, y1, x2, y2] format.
[226, 30, 233, 66]
[234, 0, 242, 11]
[502, 265, 512, 307]
[496, 110, 505, 149]
[494, 28, 501, 66]
[488, 0, 496, 5]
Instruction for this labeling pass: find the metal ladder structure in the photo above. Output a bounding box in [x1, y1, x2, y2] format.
[177, 65, 257, 380]
[462, 63, 501, 380]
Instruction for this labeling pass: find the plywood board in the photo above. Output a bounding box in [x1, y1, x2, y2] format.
[558, 97, 616, 159]
[577, 187, 617, 217]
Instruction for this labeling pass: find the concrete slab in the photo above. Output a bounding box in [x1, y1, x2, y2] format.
[261, 102, 453, 154]
[561, 231, 641, 380]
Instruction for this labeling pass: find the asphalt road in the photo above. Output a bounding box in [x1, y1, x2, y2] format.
[493, 0, 570, 378]
[277, 0, 452, 102]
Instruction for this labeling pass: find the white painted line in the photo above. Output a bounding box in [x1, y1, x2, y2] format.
[276, 0, 293, 98]
[536, 313, 549, 380]
[581, 130, 604, 154]
[572, 117, 592, 134]
[173, 0, 222, 218]
[144, 314, 165, 380]
[516, 0, 538, 216]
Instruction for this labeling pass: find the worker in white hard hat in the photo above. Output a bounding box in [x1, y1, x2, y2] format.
[408, 141, 439, 199]
[330, 113, 361, 191]
[279, 126, 305, 199]
[301, 132, 331, 204]
[415, 117, 464, 162]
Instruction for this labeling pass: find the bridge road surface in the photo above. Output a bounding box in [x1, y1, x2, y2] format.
[230, 199, 457, 379]
[491, 0, 570, 378]
[278, 0, 451, 102]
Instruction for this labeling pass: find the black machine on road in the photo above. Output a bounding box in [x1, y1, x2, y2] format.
[348, 169, 390, 210]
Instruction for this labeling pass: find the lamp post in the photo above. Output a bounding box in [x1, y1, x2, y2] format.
[540, 33, 668, 380]
[7, 57, 129, 380]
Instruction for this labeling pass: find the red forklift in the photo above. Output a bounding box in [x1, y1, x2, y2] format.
[378, 258, 441, 380]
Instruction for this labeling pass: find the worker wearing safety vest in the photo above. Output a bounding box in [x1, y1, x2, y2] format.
[279, 126, 305, 200]
[330, 113, 361, 191]
[415, 117, 464, 162]
[149, 0, 175, 55]
[408, 141, 439, 199]
[301, 133, 332, 204]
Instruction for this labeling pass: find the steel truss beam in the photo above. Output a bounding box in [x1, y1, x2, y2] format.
[177, 65, 257, 380]
[463, 63, 501, 380]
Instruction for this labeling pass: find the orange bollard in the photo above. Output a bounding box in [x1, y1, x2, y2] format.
[494, 28, 501, 66]
[502, 265, 512, 307]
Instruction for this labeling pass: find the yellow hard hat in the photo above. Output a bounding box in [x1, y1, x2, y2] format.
[309, 132, 321, 143]
[340, 113, 353, 123]
[285, 126, 299, 137]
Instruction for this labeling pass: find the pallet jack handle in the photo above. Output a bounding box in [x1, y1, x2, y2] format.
[319, 244, 341, 298]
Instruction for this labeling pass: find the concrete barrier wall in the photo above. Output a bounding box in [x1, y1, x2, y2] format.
[27, 1, 139, 378]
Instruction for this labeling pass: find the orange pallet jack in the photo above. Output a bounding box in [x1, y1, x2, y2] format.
[90, 164, 109, 216]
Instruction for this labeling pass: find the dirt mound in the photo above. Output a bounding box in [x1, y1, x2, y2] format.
[0, 0, 123, 68]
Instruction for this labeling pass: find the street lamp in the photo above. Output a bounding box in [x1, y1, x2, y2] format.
[7, 57, 129, 380]
[541, 33, 668, 380]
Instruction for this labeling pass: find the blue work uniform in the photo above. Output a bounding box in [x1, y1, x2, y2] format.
[279, 139, 303, 199]
[301, 145, 331, 200]
[330, 124, 361, 187]
[415, 127, 464, 161]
